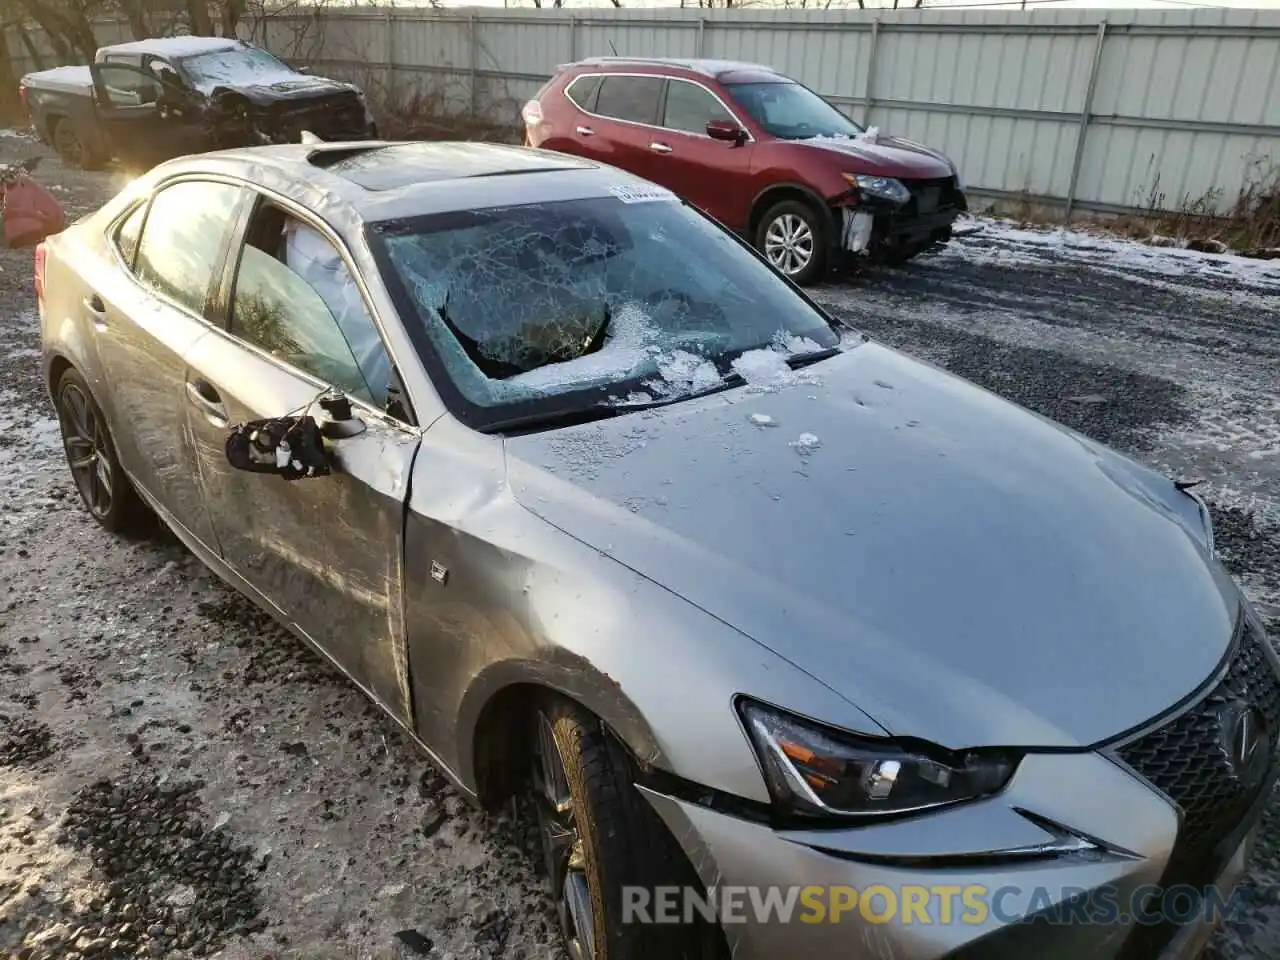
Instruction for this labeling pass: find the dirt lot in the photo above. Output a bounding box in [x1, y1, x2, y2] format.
[1, 132, 1278, 960]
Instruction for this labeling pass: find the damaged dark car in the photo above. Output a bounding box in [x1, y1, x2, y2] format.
[19, 36, 375, 170]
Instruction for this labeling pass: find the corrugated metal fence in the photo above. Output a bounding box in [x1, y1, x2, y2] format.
[10, 7, 1280, 217]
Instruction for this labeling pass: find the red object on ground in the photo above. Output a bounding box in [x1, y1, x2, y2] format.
[4, 174, 66, 249]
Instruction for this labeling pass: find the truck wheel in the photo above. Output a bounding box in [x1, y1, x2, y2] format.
[51, 118, 105, 171]
[755, 199, 827, 286]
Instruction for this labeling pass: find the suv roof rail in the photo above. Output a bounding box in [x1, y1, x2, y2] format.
[571, 56, 777, 78]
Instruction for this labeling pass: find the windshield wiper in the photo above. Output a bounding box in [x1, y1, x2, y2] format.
[786, 346, 841, 369]
[485, 372, 746, 435]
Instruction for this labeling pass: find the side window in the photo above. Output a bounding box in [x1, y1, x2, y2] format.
[114, 203, 146, 269]
[663, 80, 735, 135]
[594, 76, 663, 125]
[95, 64, 161, 107]
[565, 75, 602, 112]
[230, 205, 393, 409]
[134, 180, 241, 313]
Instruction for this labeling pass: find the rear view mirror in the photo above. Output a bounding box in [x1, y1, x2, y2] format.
[706, 120, 747, 145]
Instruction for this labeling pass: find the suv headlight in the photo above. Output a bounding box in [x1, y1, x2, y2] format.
[739, 699, 1019, 820]
[844, 173, 911, 205]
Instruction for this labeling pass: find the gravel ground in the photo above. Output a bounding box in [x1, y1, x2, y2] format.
[1, 133, 1278, 959]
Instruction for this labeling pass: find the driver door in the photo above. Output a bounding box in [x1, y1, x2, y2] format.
[89, 63, 206, 167]
[183, 194, 420, 726]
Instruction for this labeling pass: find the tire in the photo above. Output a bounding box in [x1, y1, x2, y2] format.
[53, 367, 150, 535]
[755, 199, 828, 286]
[50, 118, 106, 171]
[531, 695, 726, 960]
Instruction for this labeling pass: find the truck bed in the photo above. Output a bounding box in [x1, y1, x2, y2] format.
[21, 65, 94, 95]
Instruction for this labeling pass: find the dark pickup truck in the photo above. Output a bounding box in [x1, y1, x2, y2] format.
[19, 36, 376, 169]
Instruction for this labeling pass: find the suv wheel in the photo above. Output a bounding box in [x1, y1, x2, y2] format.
[531, 695, 726, 960]
[756, 199, 827, 286]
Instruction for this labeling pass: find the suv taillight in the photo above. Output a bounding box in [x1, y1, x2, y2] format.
[34, 242, 46, 303]
[521, 99, 544, 128]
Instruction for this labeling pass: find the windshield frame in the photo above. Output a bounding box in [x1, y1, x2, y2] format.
[724, 79, 864, 141]
[365, 197, 849, 435]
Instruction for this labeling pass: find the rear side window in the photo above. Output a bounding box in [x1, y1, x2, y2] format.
[663, 79, 735, 134]
[565, 75, 602, 111]
[114, 204, 146, 269]
[134, 180, 242, 314]
[594, 76, 663, 125]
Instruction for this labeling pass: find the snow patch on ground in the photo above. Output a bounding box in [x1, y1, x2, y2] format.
[941, 218, 1280, 294]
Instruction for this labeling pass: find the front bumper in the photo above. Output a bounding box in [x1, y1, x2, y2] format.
[640, 746, 1273, 960]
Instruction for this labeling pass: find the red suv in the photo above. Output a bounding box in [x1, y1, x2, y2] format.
[523, 57, 968, 285]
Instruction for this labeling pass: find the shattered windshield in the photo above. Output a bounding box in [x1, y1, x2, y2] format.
[370, 192, 842, 430]
[179, 47, 298, 91]
[725, 81, 862, 140]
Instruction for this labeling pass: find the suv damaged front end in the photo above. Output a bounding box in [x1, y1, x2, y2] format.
[833, 168, 968, 264]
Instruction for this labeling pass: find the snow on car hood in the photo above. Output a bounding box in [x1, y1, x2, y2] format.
[505, 342, 1240, 750]
[197, 72, 356, 100]
[797, 131, 955, 179]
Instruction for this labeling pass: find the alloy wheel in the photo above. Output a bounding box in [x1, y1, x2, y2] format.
[533, 711, 596, 960]
[763, 212, 814, 276]
[57, 382, 113, 519]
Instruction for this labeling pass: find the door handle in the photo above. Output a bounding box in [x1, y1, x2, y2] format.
[649, 142, 673, 154]
[575, 125, 594, 136]
[83, 295, 108, 329]
[185, 378, 229, 427]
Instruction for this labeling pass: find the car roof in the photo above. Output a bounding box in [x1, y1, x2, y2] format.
[98, 36, 242, 60]
[569, 56, 783, 82]
[151, 140, 674, 226]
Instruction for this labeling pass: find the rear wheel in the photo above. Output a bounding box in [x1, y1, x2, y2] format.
[54, 368, 150, 534]
[50, 118, 105, 171]
[756, 199, 827, 286]
[531, 695, 726, 960]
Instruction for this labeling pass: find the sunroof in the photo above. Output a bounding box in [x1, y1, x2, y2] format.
[308, 141, 583, 192]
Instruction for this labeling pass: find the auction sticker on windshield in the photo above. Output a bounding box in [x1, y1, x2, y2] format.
[608, 184, 676, 204]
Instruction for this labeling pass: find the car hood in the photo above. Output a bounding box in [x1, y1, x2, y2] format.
[505, 343, 1239, 749]
[794, 133, 954, 178]
[212, 75, 358, 102]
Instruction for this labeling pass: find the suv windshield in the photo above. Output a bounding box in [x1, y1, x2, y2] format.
[725, 80, 863, 140]
[370, 191, 844, 432]
[179, 47, 296, 90]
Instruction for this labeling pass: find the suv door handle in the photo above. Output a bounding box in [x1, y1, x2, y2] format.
[185, 378, 229, 427]
[83, 295, 108, 330]
[575, 125, 594, 136]
[649, 142, 673, 154]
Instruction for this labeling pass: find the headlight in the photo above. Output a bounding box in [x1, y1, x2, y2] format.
[844, 173, 911, 205]
[740, 700, 1019, 820]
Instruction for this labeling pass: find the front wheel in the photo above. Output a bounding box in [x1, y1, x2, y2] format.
[756, 199, 828, 286]
[531, 696, 726, 960]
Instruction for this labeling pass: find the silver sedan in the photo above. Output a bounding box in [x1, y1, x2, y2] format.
[37, 140, 1278, 960]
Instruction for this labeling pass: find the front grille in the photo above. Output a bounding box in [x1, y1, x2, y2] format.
[289, 94, 366, 137]
[1114, 614, 1280, 958]
[900, 176, 964, 216]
